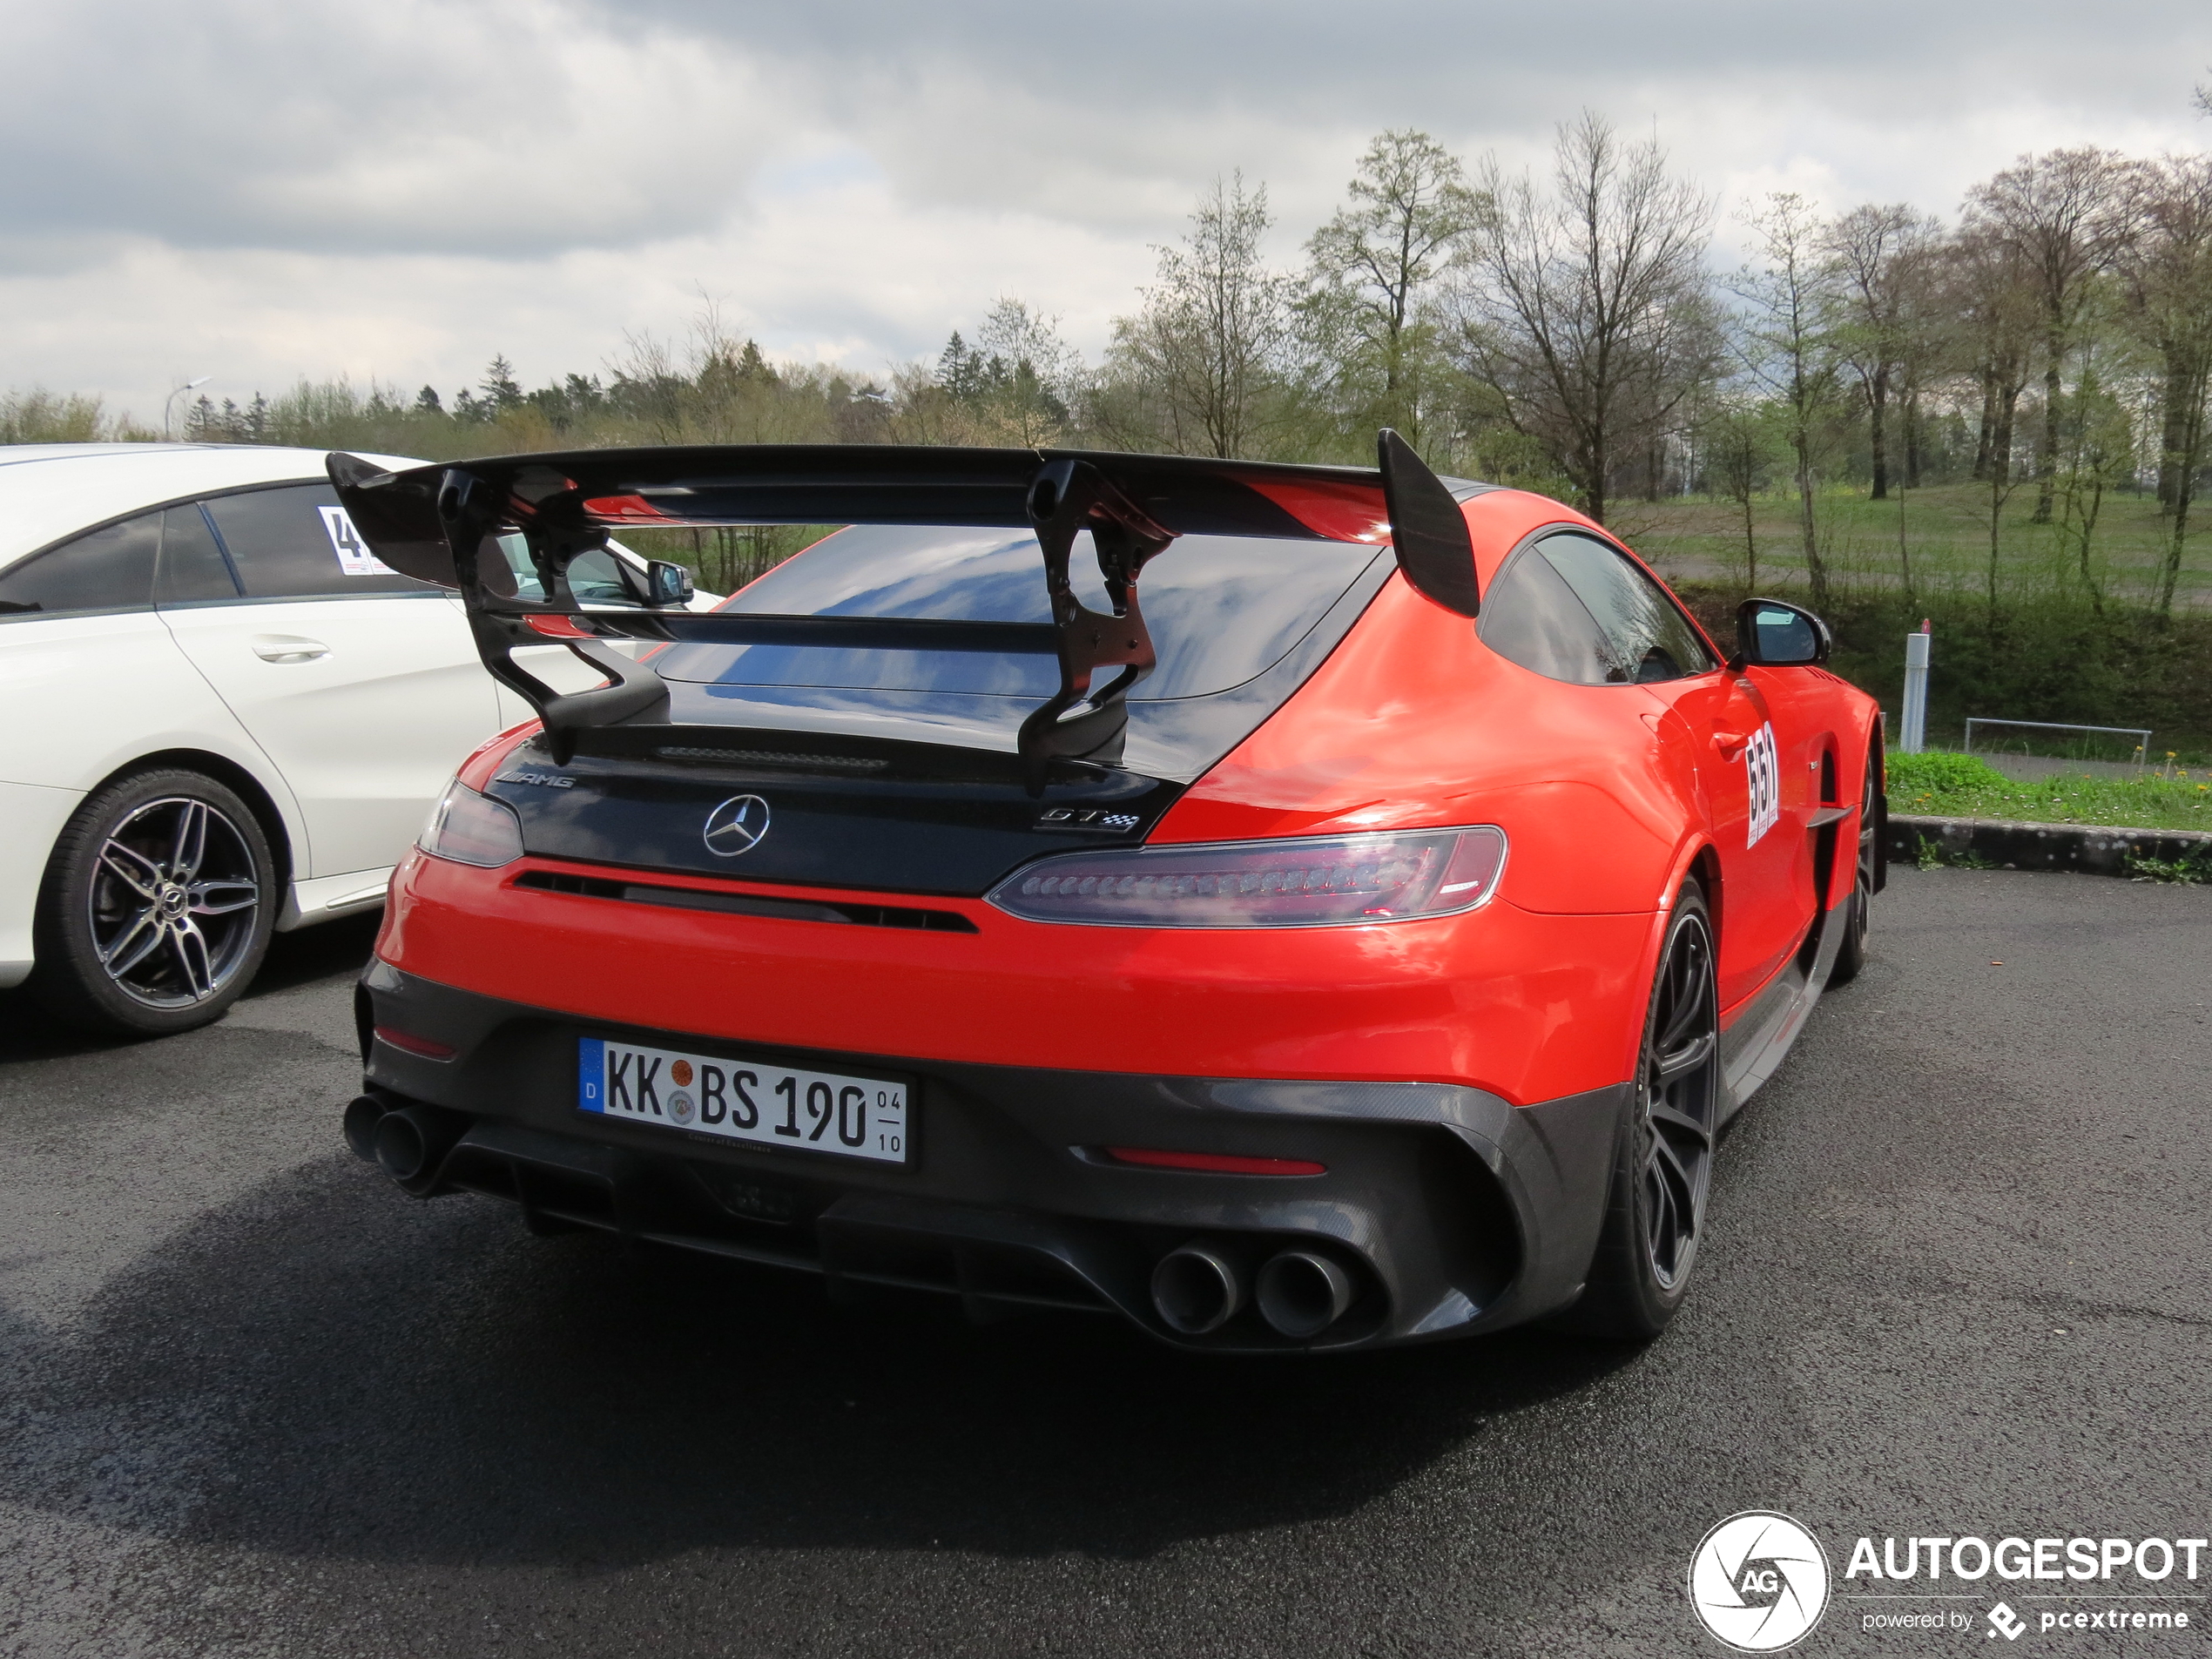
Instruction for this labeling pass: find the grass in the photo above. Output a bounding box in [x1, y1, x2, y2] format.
[1885, 751, 2212, 833]
[1623, 482, 2208, 614]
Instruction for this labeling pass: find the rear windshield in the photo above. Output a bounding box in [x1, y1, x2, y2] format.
[649, 525, 1386, 700]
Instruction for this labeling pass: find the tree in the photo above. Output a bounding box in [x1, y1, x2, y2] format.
[2121, 153, 2212, 615]
[1964, 149, 2141, 523]
[1110, 173, 1293, 458]
[1731, 194, 1847, 606]
[1823, 204, 1940, 499]
[970, 297, 1080, 446]
[1693, 395, 1777, 591]
[1450, 111, 1718, 528]
[934, 331, 984, 401]
[1947, 225, 2039, 485]
[478, 354, 525, 414]
[413, 385, 442, 415]
[1301, 130, 1479, 444]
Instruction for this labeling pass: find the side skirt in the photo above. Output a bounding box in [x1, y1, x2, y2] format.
[1716, 897, 1846, 1124]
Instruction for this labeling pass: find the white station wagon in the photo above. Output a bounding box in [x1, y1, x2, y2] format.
[0, 442, 709, 1036]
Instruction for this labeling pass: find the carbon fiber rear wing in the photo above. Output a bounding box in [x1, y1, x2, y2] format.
[327, 432, 1480, 786]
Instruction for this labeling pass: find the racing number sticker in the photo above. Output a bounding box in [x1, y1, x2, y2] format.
[318, 505, 397, 577]
[1744, 722, 1781, 847]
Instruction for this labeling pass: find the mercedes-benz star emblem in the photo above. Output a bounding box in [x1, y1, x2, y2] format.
[703, 794, 771, 857]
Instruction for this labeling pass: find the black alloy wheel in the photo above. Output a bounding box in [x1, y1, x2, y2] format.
[1565, 880, 1721, 1339]
[1826, 746, 1880, 987]
[30, 768, 278, 1036]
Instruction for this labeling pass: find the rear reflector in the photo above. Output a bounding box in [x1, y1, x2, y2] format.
[374, 1026, 456, 1061]
[1102, 1146, 1326, 1177]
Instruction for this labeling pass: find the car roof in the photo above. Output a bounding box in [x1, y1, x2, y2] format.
[0, 442, 423, 570]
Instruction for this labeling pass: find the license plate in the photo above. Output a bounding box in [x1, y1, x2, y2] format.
[577, 1037, 910, 1164]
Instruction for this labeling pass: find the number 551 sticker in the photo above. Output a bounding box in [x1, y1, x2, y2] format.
[1744, 722, 1781, 846]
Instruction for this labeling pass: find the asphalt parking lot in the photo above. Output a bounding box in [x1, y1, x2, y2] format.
[3, 867, 2209, 1658]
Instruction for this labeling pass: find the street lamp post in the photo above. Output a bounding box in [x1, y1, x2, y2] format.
[163, 377, 211, 441]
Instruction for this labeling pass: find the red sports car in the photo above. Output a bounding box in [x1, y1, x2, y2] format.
[334, 434, 1883, 1350]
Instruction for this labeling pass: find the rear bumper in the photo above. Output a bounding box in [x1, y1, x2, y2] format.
[357, 961, 1625, 1351]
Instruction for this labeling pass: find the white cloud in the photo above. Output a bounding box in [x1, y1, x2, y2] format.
[3, 0, 2207, 415]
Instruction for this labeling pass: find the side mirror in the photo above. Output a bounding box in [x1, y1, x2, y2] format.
[644, 559, 695, 608]
[1734, 598, 1831, 668]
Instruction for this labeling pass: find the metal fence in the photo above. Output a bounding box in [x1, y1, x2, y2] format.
[1962, 718, 2153, 763]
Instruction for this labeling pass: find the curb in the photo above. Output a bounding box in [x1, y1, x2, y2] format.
[1886, 813, 2212, 877]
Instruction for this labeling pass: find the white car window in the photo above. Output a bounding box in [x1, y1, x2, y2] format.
[0, 510, 162, 617]
[206, 485, 437, 600]
[153, 505, 243, 609]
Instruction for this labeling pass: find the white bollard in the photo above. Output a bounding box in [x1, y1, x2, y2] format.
[1899, 624, 1931, 754]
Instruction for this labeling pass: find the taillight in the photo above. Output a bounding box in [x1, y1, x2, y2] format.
[986, 826, 1507, 928]
[418, 780, 524, 868]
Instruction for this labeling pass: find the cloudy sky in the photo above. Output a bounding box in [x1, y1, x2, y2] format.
[6, 0, 2209, 422]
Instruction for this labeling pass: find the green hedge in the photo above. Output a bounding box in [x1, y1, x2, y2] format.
[1675, 585, 2212, 761]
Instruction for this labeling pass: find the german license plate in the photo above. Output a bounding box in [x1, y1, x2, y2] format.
[577, 1037, 910, 1164]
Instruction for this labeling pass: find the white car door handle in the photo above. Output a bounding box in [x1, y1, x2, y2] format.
[251, 635, 330, 664]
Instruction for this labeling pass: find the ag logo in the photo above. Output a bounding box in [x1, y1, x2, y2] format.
[704, 794, 771, 858]
[1689, 1512, 1831, 1651]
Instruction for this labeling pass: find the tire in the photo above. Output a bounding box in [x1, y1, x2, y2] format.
[1825, 746, 1880, 988]
[27, 768, 278, 1037]
[1563, 880, 1721, 1341]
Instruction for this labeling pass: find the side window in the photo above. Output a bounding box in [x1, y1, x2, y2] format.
[1476, 542, 1618, 685]
[491, 533, 643, 607]
[0, 510, 161, 618]
[205, 484, 435, 599]
[155, 505, 242, 608]
[492, 533, 543, 602]
[1535, 532, 1716, 684]
[567, 548, 641, 605]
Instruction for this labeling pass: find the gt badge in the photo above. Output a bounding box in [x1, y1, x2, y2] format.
[704, 794, 771, 857]
[1743, 723, 1780, 847]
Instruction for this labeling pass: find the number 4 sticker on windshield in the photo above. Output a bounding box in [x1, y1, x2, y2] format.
[1744, 722, 1781, 847]
[318, 505, 398, 577]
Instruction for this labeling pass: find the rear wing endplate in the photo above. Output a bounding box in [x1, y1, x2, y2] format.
[327, 431, 1480, 787]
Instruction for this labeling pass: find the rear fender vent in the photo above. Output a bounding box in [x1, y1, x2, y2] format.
[512, 868, 979, 933]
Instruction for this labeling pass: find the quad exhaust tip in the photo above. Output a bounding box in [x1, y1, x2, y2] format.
[1150, 1242, 1245, 1335]
[1256, 1250, 1355, 1339]
[368, 1103, 465, 1191]
[342, 1094, 387, 1162]
[374, 1107, 437, 1185]
[1151, 1241, 1359, 1339]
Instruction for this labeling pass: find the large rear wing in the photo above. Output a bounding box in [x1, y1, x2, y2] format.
[327, 431, 1481, 786]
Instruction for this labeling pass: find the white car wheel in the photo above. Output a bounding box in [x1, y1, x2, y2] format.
[30, 768, 277, 1035]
